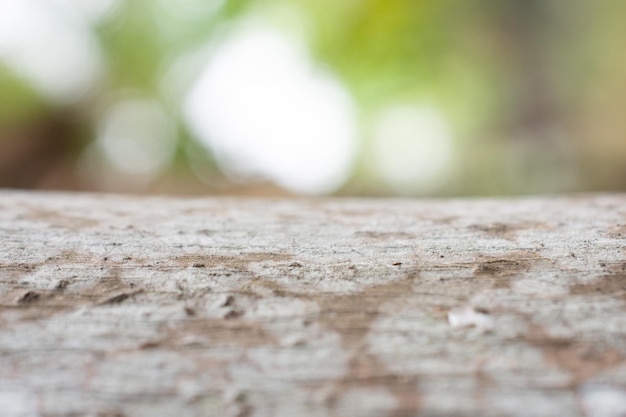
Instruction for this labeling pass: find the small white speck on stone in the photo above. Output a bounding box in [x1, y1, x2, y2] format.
[448, 306, 494, 331]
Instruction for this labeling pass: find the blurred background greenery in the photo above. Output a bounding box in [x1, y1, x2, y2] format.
[1, 0, 625, 196]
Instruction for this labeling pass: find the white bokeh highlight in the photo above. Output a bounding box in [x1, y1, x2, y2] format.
[0, 0, 113, 102]
[183, 24, 358, 195]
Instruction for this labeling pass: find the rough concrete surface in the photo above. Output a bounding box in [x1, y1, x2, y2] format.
[0, 191, 625, 417]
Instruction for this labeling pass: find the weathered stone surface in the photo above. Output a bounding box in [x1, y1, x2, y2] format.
[0, 191, 625, 416]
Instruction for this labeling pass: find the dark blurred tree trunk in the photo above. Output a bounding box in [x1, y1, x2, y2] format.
[506, 0, 558, 135]
[0, 110, 82, 190]
[497, 0, 577, 192]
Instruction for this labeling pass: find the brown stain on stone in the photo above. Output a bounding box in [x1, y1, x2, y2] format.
[1, 271, 146, 324]
[473, 251, 548, 289]
[50, 250, 103, 266]
[99, 290, 143, 305]
[54, 279, 71, 291]
[17, 291, 40, 304]
[26, 269, 139, 310]
[0, 247, 156, 321]
[527, 324, 626, 385]
[570, 275, 626, 298]
[469, 221, 550, 241]
[570, 262, 626, 299]
[172, 252, 294, 271]
[339, 354, 420, 417]
[312, 276, 422, 416]
[155, 316, 274, 350]
[2, 289, 74, 323]
[0, 250, 107, 276]
[607, 224, 626, 239]
[474, 259, 530, 276]
[89, 271, 127, 295]
[0, 259, 129, 321]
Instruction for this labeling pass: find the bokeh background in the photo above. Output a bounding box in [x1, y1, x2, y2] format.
[1, 0, 625, 197]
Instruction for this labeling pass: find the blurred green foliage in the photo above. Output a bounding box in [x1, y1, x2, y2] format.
[1, 0, 625, 195]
